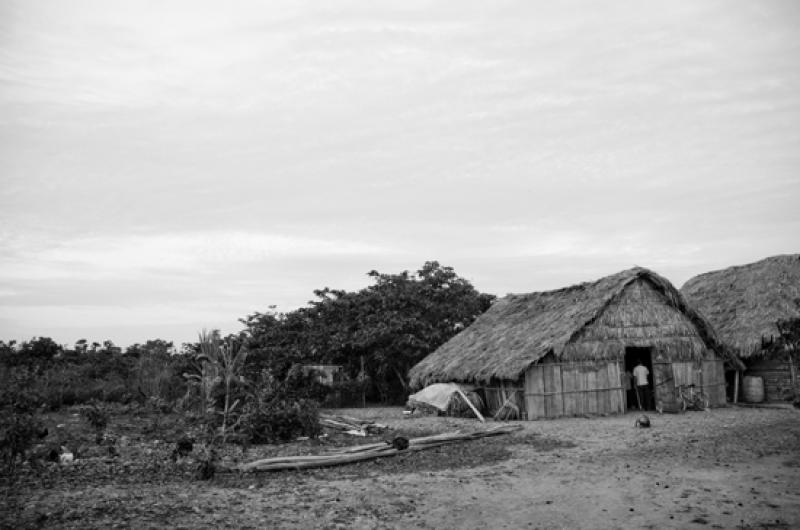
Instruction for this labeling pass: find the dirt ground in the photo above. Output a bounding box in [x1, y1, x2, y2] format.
[2, 404, 799, 529]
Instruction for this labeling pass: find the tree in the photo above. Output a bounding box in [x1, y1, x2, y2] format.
[340, 261, 494, 398]
[101, 340, 122, 355]
[20, 337, 63, 371]
[241, 261, 494, 402]
[0, 340, 17, 366]
[240, 307, 320, 379]
[125, 339, 174, 358]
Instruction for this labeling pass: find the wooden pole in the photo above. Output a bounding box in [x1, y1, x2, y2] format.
[360, 355, 366, 408]
[236, 425, 522, 472]
[733, 370, 739, 404]
[492, 393, 517, 420]
[455, 388, 485, 422]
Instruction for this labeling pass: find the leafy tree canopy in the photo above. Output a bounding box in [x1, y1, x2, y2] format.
[241, 261, 494, 401]
[125, 339, 174, 358]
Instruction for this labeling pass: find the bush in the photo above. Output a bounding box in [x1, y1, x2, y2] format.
[0, 412, 45, 475]
[240, 398, 321, 444]
[80, 400, 109, 432]
[236, 369, 322, 444]
[209, 377, 250, 415]
[131, 352, 187, 404]
[0, 366, 45, 413]
[2, 355, 173, 411]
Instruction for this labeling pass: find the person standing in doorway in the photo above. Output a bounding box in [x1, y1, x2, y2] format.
[633, 361, 650, 410]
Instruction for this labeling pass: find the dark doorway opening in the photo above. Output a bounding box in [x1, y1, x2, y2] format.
[625, 346, 654, 411]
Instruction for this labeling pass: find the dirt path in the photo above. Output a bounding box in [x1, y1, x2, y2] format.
[3, 406, 799, 529]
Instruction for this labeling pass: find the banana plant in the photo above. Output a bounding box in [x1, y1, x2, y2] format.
[196, 330, 248, 444]
[188, 330, 249, 478]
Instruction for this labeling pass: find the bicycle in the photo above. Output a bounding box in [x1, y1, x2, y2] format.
[675, 384, 710, 411]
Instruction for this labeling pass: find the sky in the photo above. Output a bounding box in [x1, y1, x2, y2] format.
[1, 0, 799, 347]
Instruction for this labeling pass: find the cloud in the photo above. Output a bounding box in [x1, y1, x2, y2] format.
[0, 1, 798, 346]
[3, 303, 226, 328]
[0, 231, 399, 281]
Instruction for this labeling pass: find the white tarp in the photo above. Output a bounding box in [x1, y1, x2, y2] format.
[407, 383, 476, 412]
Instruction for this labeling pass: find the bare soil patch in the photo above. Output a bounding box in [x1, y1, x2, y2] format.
[2, 405, 799, 529]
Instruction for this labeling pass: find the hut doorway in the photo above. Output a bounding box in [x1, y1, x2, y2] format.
[625, 347, 654, 411]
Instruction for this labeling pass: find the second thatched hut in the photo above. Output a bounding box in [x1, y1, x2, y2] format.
[681, 254, 800, 402]
[409, 267, 731, 420]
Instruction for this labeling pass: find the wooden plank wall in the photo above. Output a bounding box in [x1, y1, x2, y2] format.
[525, 368, 545, 419]
[544, 363, 563, 417]
[671, 361, 702, 389]
[653, 362, 679, 412]
[745, 359, 798, 401]
[673, 361, 727, 407]
[483, 386, 526, 418]
[702, 360, 727, 406]
[524, 362, 624, 419]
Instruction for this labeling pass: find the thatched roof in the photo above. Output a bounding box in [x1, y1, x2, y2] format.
[681, 254, 800, 359]
[409, 267, 725, 388]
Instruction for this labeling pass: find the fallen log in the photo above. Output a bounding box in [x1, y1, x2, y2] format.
[236, 424, 522, 472]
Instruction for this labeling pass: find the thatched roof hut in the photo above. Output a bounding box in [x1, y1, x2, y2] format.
[409, 267, 731, 418]
[680, 254, 800, 359]
[681, 254, 800, 402]
[410, 267, 724, 388]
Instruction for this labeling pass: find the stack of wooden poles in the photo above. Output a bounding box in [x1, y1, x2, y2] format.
[318, 414, 387, 436]
[236, 424, 522, 472]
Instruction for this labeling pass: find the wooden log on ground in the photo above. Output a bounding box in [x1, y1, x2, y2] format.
[236, 425, 522, 472]
[319, 414, 387, 435]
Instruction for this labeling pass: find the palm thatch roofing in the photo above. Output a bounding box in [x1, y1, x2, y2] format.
[681, 254, 800, 359]
[409, 267, 727, 388]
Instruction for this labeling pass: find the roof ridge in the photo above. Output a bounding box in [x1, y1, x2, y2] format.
[684, 253, 800, 285]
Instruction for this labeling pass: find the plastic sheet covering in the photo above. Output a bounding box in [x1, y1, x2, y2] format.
[408, 383, 476, 411]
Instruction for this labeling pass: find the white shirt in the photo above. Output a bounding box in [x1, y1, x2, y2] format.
[633, 365, 649, 386]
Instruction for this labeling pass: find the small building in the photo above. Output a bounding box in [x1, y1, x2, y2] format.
[409, 267, 732, 419]
[681, 254, 800, 402]
[301, 364, 344, 386]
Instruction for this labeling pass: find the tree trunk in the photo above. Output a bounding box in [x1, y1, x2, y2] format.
[393, 366, 409, 392]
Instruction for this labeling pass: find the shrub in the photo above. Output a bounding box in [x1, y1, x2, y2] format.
[0, 412, 45, 475]
[236, 369, 322, 444]
[209, 377, 250, 416]
[80, 400, 109, 443]
[132, 352, 187, 404]
[240, 397, 321, 444]
[0, 366, 44, 413]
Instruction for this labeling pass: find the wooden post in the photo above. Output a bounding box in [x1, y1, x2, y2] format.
[360, 356, 366, 408]
[733, 370, 739, 404]
[492, 393, 517, 420]
[455, 388, 485, 422]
